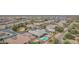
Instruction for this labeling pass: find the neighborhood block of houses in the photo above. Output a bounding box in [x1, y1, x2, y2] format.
[0, 15, 79, 44]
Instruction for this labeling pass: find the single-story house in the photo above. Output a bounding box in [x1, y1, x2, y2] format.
[28, 29, 48, 38]
[46, 24, 56, 32]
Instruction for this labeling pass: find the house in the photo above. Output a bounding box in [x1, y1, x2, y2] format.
[57, 20, 66, 27]
[28, 29, 48, 38]
[0, 29, 17, 39]
[46, 25, 56, 32]
[5, 32, 36, 44]
[39, 37, 48, 41]
[0, 25, 6, 30]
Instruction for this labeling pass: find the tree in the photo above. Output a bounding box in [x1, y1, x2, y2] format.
[44, 19, 48, 21]
[55, 26, 64, 32]
[0, 38, 4, 44]
[40, 24, 46, 29]
[68, 23, 79, 34]
[67, 19, 73, 25]
[69, 22, 79, 29]
[12, 24, 18, 31]
[64, 40, 71, 44]
[68, 29, 79, 34]
[12, 24, 27, 32]
[63, 32, 75, 40]
[18, 23, 26, 27]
